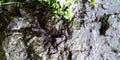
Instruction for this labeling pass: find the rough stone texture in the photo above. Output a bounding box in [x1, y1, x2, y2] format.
[3, 32, 27, 60]
[1, 0, 120, 60]
[67, 0, 120, 60]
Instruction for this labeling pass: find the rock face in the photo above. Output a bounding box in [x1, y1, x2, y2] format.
[69, 14, 120, 60]
[1, 0, 120, 60]
[3, 32, 27, 60]
[68, 0, 120, 60]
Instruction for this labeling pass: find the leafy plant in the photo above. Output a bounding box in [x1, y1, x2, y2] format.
[90, 0, 97, 7]
[0, 0, 75, 20]
[38, 0, 75, 20]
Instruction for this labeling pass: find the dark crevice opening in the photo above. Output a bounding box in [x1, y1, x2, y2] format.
[68, 51, 72, 60]
[99, 14, 110, 36]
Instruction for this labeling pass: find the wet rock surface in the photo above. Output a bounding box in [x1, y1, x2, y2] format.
[0, 0, 120, 60]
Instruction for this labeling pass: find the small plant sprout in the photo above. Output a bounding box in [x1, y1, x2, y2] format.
[89, 0, 97, 7]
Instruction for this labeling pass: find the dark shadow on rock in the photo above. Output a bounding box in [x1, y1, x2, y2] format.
[99, 14, 110, 36]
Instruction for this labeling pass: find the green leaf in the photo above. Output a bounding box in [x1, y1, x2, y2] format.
[90, 0, 97, 7]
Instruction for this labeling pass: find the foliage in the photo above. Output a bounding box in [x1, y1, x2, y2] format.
[38, 0, 76, 20]
[90, 0, 97, 7]
[0, 0, 76, 20]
